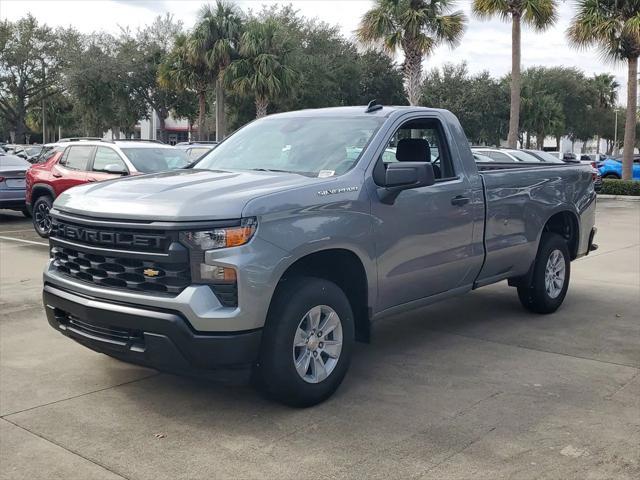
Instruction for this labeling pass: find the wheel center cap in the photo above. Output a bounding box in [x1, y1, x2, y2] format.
[307, 336, 319, 350]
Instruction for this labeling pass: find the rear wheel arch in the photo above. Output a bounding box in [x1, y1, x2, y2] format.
[30, 184, 55, 204]
[542, 210, 579, 260]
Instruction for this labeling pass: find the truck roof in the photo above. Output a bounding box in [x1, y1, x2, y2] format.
[268, 105, 447, 119]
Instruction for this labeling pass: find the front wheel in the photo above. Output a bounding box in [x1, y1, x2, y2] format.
[32, 195, 53, 238]
[253, 277, 354, 407]
[517, 233, 570, 314]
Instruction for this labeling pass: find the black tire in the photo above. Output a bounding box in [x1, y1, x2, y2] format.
[32, 195, 53, 238]
[603, 174, 619, 179]
[21, 207, 31, 218]
[253, 277, 355, 407]
[517, 233, 570, 314]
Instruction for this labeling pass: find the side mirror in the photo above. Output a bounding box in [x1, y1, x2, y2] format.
[384, 162, 435, 189]
[379, 162, 436, 204]
[103, 163, 127, 175]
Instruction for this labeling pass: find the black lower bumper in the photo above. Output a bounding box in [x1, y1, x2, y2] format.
[43, 284, 262, 371]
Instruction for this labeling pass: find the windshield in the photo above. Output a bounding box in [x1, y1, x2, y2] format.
[25, 146, 42, 156]
[195, 115, 385, 176]
[120, 148, 189, 173]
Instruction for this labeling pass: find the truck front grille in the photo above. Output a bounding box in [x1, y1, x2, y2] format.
[51, 245, 190, 295]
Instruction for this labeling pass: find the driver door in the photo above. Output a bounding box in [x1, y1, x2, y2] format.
[371, 116, 482, 312]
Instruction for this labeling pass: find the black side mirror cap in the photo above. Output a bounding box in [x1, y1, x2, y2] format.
[379, 162, 436, 204]
[384, 161, 435, 189]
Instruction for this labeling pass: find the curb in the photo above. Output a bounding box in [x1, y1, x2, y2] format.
[597, 194, 640, 202]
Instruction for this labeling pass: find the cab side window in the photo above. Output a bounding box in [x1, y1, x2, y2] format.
[93, 147, 127, 172]
[381, 118, 455, 180]
[60, 146, 94, 170]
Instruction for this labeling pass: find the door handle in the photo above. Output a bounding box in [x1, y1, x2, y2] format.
[87, 178, 96, 182]
[52, 171, 62, 178]
[451, 195, 470, 206]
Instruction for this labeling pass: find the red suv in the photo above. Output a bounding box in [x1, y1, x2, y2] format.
[26, 139, 189, 237]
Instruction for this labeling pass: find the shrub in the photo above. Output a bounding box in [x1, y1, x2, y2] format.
[600, 179, 640, 196]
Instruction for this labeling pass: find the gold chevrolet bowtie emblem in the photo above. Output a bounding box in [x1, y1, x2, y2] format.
[143, 268, 160, 277]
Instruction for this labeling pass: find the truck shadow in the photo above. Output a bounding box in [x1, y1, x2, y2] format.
[114, 282, 597, 417]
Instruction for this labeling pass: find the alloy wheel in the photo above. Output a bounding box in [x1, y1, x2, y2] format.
[292, 305, 343, 384]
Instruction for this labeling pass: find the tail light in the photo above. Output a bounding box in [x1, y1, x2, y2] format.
[590, 161, 597, 169]
[0, 176, 5, 182]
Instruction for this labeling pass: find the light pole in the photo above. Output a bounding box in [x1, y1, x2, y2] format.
[613, 108, 619, 155]
[41, 60, 46, 143]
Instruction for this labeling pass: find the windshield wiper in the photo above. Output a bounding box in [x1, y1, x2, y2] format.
[249, 168, 293, 173]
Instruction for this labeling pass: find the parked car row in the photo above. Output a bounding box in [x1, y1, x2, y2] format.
[1, 143, 44, 163]
[471, 147, 602, 191]
[1, 137, 219, 234]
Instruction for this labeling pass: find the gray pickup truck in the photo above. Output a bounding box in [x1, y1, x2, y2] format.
[43, 106, 597, 406]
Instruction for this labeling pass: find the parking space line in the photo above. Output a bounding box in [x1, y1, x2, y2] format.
[0, 229, 36, 234]
[0, 236, 48, 246]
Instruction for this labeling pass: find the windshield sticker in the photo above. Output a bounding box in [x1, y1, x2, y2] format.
[318, 170, 335, 178]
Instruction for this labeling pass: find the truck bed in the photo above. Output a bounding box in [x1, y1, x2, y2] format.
[474, 162, 596, 286]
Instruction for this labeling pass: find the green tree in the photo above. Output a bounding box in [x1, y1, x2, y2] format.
[569, 1, 640, 179]
[225, 19, 296, 118]
[357, 50, 406, 105]
[422, 63, 508, 145]
[0, 15, 79, 142]
[66, 34, 147, 138]
[117, 14, 184, 142]
[191, 1, 243, 140]
[357, 0, 466, 106]
[473, 0, 558, 148]
[159, 33, 211, 140]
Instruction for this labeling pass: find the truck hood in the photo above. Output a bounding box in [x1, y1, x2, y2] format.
[54, 168, 324, 221]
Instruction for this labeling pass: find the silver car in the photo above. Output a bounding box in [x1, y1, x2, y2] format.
[0, 154, 31, 216]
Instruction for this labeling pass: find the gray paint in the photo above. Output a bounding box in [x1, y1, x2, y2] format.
[45, 106, 596, 332]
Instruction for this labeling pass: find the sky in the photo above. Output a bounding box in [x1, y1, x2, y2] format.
[0, 0, 630, 104]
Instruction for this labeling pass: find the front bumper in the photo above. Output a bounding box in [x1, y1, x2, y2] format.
[44, 284, 262, 370]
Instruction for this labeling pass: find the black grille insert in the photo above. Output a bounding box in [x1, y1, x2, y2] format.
[52, 246, 190, 294]
[61, 313, 143, 346]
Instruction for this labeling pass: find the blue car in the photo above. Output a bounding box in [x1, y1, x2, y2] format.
[598, 156, 640, 180]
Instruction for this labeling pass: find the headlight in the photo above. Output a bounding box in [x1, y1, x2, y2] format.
[180, 218, 256, 287]
[180, 217, 257, 251]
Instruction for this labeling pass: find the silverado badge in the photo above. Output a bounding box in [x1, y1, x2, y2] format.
[143, 268, 160, 277]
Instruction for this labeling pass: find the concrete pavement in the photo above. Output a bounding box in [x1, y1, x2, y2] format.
[0, 200, 638, 479]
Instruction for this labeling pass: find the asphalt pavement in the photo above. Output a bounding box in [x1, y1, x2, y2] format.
[0, 200, 638, 480]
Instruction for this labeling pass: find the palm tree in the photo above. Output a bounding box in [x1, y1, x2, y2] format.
[357, 0, 466, 106]
[569, 2, 639, 179]
[588, 73, 619, 154]
[158, 34, 210, 141]
[191, 1, 242, 140]
[591, 73, 619, 110]
[473, 0, 557, 148]
[225, 19, 296, 118]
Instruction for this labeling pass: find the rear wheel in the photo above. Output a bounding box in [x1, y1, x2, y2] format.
[603, 174, 619, 179]
[253, 277, 354, 407]
[517, 233, 570, 314]
[32, 195, 53, 238]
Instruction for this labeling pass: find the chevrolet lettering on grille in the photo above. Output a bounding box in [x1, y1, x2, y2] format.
[53, 223, 164, 249]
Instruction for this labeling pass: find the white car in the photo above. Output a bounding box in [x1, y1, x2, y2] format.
[471, 148, 542, 163]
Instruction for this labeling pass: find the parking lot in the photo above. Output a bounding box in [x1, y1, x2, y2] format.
[0, 199, 638, 480]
